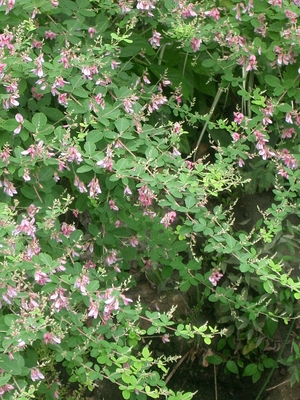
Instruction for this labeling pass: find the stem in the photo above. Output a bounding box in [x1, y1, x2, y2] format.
[193, 86, 225, 162]
[182, 52, 188, 76]
[158, 44, 166, 66]
[214, 364, 218, 400]
[247, 70, 254, 118]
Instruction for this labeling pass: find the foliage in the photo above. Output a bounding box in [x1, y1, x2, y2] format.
[0, 0, 300, 399]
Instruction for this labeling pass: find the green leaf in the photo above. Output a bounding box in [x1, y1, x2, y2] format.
[122, 373, 132, 384]
[0, 374, 12, 386]
[73, 87, 89, 98]
[263, 357, 277, 369]
[76, 165, 93, 173]
[87, 130, 103, 143]
[39, 166, 54, 182]
[142, 347, 150, 359]
[20, 186, 37, 199]
[240, 264, 250, 273]
[193, 219, 206, 232]
[263, 318, 278, 340]
[226, 360, 239, 374]
[145, 146, 159, 160]
[264, 75, 281, 88]
[122, 390, 131, 399]
[39, 253, 53, 267]
[0, 354, 23, 375]
[115, 118, 130, 133]
[202, 58, 216, 68]
[87, 280, 99, 292]
[4, 314, 19, 327]
[263, 280, 274, 294]
[205, 355, 223, 365]
[32, 113, 47, 127]
[84, 141, 96, 155]
[243, 363, 258, 377]
[39, 106, 64, 122]
[2, 119, 18, 131]
[185, 196, 196, 209]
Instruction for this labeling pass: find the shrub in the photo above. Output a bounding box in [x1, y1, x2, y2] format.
[0, 0, 300, 399]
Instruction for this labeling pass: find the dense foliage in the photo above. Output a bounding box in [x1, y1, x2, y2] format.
[0, 0, 300, 399]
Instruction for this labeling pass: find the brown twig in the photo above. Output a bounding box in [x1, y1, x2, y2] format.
[266, 379, 290, 391]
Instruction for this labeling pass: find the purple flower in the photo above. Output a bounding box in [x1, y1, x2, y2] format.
[31, 368, 45, 382]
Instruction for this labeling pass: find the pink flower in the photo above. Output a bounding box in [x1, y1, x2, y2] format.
[61, 222, 75, 238]
[238, 157, 245, 167]
[31, 368, 45, 382]
[182, 3, 197, 18]
[232, 132, 240, 141]
[109, 199, 119, 211]
[160, 211, 177, 228]
[88, 299, 99, 319]
[34, 270, 51, 285]
[87, 177, 102, 197]
[129, 236, 139, 247]
[88, 27, 96, 38]
[191, 37, 202, 52]
[2, 285, 18, 304]
[149, 31, 162, 49]
[105, 249, 121, 266]
[136, 0, 156, 16]
[13, 218, 36, 237]
[143, 74, 151, 84]
[96, 146, 113, 171]
[138, 185, 155, 207]
[246, 55, 258, 71]
[162, 334, 170, 343]
[0, 383, 14, 396]
[74, 175, 87, 193]
[44, 332, 61, 345]
[186, 160, 194, 170]
[45, 31, 56, 40]
[120, 293, 133, 305]
[207, 8, 220, 21]
[124, 185, 132, 196]
[62, 147, 82, 164]
[17, 339, 26, 349]
[123, 95, 139, 113]
[172, 148, 181, 157]
[233, 111, 244, 124]
[15, 113, 23, 123]
[24, 239, 41, 260]
[50, 287, 69, 312]
[268, 0, 282, 6]
[279, 148, 298, 169]
[209, 270, 223, 286]
[149, 93, 167, 112]
[74, 274, 90, 295]
[58, 92, 68, 106]
[111, 60, 121, 69]
[82, 65, 99, 79]
[0, 178, 17, 196]
[5, 0, 15, 14]
[278, 168, 289, 179]
[285, 10, 298, 23]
